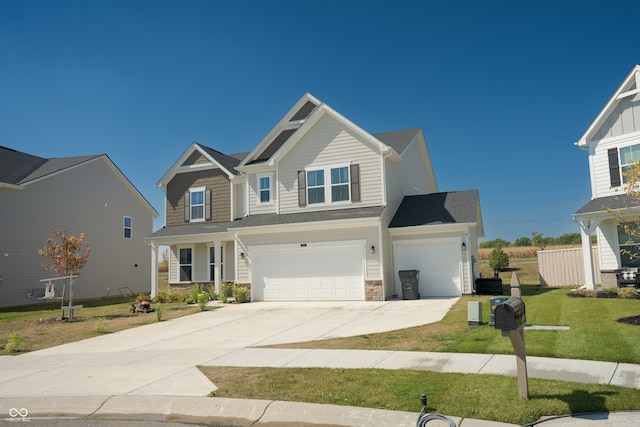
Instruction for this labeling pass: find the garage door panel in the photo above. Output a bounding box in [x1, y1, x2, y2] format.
[394, 240, 462, 297]
[252, 244, 365, 301]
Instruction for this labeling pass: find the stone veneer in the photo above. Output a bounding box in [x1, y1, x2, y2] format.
[365, 280, 383, 301]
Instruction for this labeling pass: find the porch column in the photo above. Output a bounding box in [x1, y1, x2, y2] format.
[214, 240, 222, 294]
[150, 242, 158, 298]
[574, 217, 600, 290]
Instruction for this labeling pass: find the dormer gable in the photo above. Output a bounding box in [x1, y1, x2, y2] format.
[157, 142, 241, 189]
[238, 93, 401, 171]
[576, 64, 640, 149]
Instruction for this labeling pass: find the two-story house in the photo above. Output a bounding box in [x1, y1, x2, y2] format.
[574, 64, 640, 288]
[146, 93, 484, 301]
[0, 147, 158, 307]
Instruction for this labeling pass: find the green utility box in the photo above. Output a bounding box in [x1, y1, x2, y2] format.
[489, 296, 508, 326]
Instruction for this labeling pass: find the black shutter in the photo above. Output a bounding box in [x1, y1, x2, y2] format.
[350, 164, 360, 202]
[184, 191, 190, 222]
[205, 189, 211, 220]
[608, 148, 621, 187]
[298, 170, 307, 207]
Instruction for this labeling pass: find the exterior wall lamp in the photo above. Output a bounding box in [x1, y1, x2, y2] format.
[240, 252, 245, 260]
[461, 242, 467, 251]
[370, 245, 375, 254]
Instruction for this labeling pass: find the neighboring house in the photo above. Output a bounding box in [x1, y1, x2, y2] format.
[574, 64, 640, 288]
[0, 147, 158, 307]
[146, 93, 484, 301]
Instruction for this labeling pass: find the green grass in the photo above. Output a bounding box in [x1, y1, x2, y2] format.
[201, 259, 640, 424]
[201, 366, 640, 425]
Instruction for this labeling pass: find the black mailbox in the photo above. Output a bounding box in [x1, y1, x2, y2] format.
[494, 298, 526, 331]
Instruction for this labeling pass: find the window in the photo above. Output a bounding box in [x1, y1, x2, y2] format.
[330, 166, 350, 202]
[209, 246, 224, 281]
[618, 223, 640, 267]
[258, 174, 271, 204]
[123, 216, 132, 239]
[179, 248, 192, 282]
[190, 188, 205, 221]
[307, 169, 325, 204]
[307, 165, 350, 205]
[620, 144, 640, 183]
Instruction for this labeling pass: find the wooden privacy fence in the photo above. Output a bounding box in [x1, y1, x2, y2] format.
[538, 246, 600, 287]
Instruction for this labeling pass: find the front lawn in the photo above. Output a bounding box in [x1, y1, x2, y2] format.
[0, 296, 203, 354]
[201, 259, 640, 425]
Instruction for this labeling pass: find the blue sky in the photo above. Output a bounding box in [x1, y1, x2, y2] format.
[1, 1, 639, 242]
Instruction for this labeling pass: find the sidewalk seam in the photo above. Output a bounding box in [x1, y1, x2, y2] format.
[476, 354, 495, 374]
[608, 362, 621, 386]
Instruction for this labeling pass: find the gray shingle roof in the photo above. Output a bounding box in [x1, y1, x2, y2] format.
[149, 206, 385, 239]
[197, 144, 243, 175]
[575, 194, 640, 215]
[389, 190, 480, 228]
[0, 146, 101, 185]
[373, 128, 421, 155]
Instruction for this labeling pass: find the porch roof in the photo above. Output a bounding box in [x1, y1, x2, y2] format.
[574, 194, 640, 215]
[147, 205, 385, 240]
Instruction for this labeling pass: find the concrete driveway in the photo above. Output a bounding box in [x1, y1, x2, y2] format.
[0, 298, 458, 398]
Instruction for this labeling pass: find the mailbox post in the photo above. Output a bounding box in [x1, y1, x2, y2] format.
[494, 296, 529, 399]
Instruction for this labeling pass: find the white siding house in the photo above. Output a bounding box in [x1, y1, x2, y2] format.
[147, 93, 483, 301]
[0, 147, 158, 307]
[574, 64, 640, 288]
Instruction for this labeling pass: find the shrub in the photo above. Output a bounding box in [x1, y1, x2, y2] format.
[136, 293, 151, 304]
[619, 288, 639, 299]
[197, 291, 208, 311]
[187, 283, 202, 304]
[220, 282, 229, 303]
[154, 290, 188, 303]
[207, 285, 218, 301]
[233, 284, 248, 303]
[5, 331, 22, 353]
[155, 303, 163, 321]
[488, 247, 509, 278]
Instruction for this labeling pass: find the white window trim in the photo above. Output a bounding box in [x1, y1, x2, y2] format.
[123, 216, 132, 239]
[189, 186, 206, 222]
[305, 163, 352, 206]
[177, 246, 194, 283]
[208, 243, 225, 282]
[256, 173, 273, 205]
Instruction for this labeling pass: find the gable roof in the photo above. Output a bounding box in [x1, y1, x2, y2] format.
[0, 146, 101, 187]
[0, 146, 157, 216]
[157, 142, 243, 188]
[239, 93, 408, 168]
[389, 190, 482, 231]
[373, 127, 421, 155]
[575, 64, 640, 148]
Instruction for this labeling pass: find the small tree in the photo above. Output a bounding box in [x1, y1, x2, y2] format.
[613, 160, 640, 265]
[38, 227, 91, 319]
[531, 231, 546, 250]
[39, 227, 91, 277]
[488, 246, 509, 278]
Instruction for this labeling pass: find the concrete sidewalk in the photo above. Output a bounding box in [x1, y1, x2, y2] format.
[1, 300, 639, 426]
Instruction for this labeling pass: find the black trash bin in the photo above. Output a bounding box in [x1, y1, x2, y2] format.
[399, 270, 420, 300]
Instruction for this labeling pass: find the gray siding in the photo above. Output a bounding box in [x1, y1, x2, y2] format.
[0, 159, 154, 307]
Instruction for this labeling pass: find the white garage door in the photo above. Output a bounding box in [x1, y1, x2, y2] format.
[251, 242, 365, 301]
[393, 238, 462, 297]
